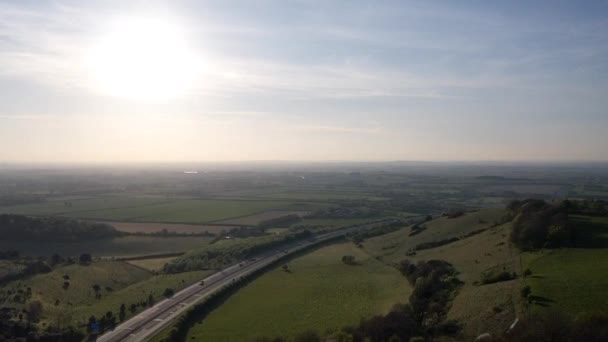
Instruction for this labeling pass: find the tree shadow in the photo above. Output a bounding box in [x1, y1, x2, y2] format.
[569, 216, 608, 248]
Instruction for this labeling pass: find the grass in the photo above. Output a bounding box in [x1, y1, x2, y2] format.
[109, 222, 233, 234]
[0, 260, 23, 281]
[521, 214, 608, 315]
[0, 196, 327, 225]
[0, 235, 212, 258]
[296, 217, 382, 228]
[414, 223, 522, 338]
[0, 260, 212, 329]
[363, 208, 506, 264]
[359, 209, 519, 339]
[0, 196, 169, 216]
[253, 191, 384, 201]
[523, 249, 608, 315]
[1, 261, 151, 324]
[126, 257, 178, 271]
[188, 242, 410, 341]
[70, 270, 212, 326]
[217, 210, 310, 226]
[65, 199, 317, 224]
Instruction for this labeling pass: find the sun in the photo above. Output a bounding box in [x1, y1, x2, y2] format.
[87, 16, 199, 102]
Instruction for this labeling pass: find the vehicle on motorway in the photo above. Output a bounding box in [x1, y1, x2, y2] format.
[199, 281, 205, 286]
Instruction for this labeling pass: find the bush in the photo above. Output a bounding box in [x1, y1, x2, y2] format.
[341, 255, 356, 265]
[521, 285, 531, 298]
[163, 288, 175, 298]
[481, 271, 516, 285]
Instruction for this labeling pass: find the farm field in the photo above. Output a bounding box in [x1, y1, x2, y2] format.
[295, 217, 383, 229]
[251, 190, 384, 201]
[0, 196, 328, 225]
[107, 221, 233, 234]
[0, 196, 169, 216]
[189, 242, 410, 341]
[0, 235, 212, 258]
[217, 210, 310, 226]
[64, 199, 320, 224]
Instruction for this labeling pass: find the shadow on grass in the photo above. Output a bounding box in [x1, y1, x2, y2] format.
[529, 295, 555, 307]
[569, 216, 608, 248]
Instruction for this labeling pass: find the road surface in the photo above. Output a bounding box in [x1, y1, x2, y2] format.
[97, 221, 391, 342]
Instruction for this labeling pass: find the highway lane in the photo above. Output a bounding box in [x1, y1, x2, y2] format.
[97, 221, 392, 342]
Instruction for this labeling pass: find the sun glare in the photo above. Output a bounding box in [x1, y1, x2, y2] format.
[87, 16, 199, 102]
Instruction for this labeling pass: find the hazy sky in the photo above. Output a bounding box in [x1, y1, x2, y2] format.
[1, 0, 607, 162]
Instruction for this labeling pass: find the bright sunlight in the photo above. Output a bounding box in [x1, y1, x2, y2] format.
[87, 16, 199, 102]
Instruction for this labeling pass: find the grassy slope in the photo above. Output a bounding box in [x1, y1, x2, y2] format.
[1, 261, 212, 328]
[1, 261, 151, 323]
[415, 223, 522, 338]
[361, 208, 519, 338]
[363, 208, 506, 264]
[521, 215, 608, 315]
[126, 257, 178, 271]
[189, 242, 410, 341]
[71, 270, 212, 326]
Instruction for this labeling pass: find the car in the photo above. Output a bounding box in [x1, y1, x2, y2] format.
[199, 281, 205, 286]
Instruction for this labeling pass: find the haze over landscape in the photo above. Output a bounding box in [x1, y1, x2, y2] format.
[1, 0, 607, 163]
[1, 2, 608, 342]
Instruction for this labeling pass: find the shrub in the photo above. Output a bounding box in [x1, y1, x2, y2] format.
[520, 285, 531, 299]
[341, 255, 356, 265]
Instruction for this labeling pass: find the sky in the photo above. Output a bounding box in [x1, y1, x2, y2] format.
[0, 0, 607, 163]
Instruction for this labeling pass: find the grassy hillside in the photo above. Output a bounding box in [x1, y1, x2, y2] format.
[414, 222, 521, 338]
[0, 260, 212, 328]
[360, 208, 519, 338]
[0, 261, 151, 323]
[521, 215, 608, 315]
[188, 242, 410, 341]
[363, 208, 506, 264]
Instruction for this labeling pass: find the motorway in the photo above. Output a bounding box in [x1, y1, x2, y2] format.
[96, 221, 390, 342]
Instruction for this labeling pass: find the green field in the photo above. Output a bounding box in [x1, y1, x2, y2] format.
[0, 197, 325, 224]
[0, 235, 212, 258]
[189, 242, 410, 341]
[253, 191, 385, 201]
[0, 196, 169, 216]
[521, 214, 608, 315]
[523, 249, 608, 315]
